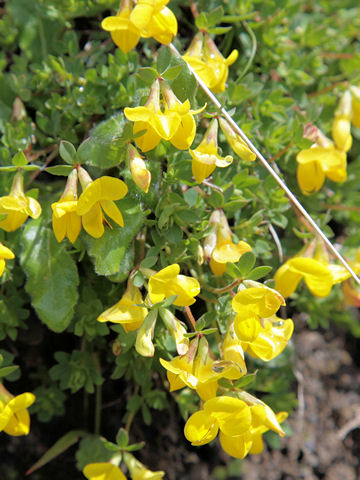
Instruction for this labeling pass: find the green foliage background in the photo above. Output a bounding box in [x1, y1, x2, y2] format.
[0, 0, 360, 478]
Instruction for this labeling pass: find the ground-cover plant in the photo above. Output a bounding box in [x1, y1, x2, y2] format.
[1, 0, 360, 478]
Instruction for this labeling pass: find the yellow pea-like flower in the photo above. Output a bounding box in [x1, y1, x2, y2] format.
[206, 210, 252, 276]
[51, 168, 82, 244]
[101, 0, 141, 53]
[296, 127, 347, 195]
[0, 243, 15, 278]
[242, 316, 294, 362]
[275, 257, 336, 297]
[0, 171, 41, 232]
[133, 0, 177, 45]
[218, 117, 256, 162]
[148, 263, 200, 307]
[97, 280, 148, 332]
[0, 384, 35, 436]
[183, 33, 238, 94]
[83, 462, 127, 480]
[190, 118, 233, 183]
[124, 452, 165, 480]
[76, 169, 128, 239]
[232, 285, 285, 318]
[332, 90, 352, 152]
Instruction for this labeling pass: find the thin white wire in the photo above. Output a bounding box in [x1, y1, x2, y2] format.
[169, 43, 360, 286]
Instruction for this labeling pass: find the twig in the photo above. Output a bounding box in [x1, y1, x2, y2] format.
[268, 223, 283, 262]
[337, 412, 360, 440]
[184, 305, 196, 330]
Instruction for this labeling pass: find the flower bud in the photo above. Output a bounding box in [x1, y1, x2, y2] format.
[128, 144, 151, 193]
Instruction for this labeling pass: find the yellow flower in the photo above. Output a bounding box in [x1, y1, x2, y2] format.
[0, 243, 15, 278]
[124, 452, 165, 480]
[231, 284, 292, 361]
[0, 384, 35, 436]
[235, 314, 294, 362]
[184, 396, 252, 447]
[124, 79, 167, 152]
[218, 395, 287, 458]
[101, 0, 141, 53]
[332, 90, 352, 152]
[274, 256, 351, 298]
[218, 117, 256, 162]
[51, 168, 82, 244]
[83, 462, 127, 480]
[160, 336, 240, 400]
[76, 169, 128, 239]
[161, 81, 205, 150]
[148, 263, 200, 307]
[97, 279, 148, 332]
[232, 285, 285, 320]
[131, 0, 177, 45]
[183, 33, 238, 93]
[190, 118, 233, 183]
[351, 86, 360, 128]
[184, 392, 286, 459]
[221, 324, 247, 379]
[0, 171, 41, 232]
[124, 80, 204, 152]
[205, 210, 252, 276]
[128, 144, 151, 193]
[296, 128, 347, 195]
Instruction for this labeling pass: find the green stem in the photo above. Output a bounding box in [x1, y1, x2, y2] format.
[238, 21, 257, 81]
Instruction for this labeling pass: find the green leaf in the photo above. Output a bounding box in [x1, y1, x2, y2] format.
[237, 251, 256, 276]
[20, 218, 79, 333]
[161, 65, 183, 81]
[137, 67, 158, 84]
[59, 140, 77, 165]
[116, 428, 129, 448]
[84, 198, 145, 276]
[125, 442, 145, 452]
[0, 365, 19, 378]
[77, 114, 126, 168]
[26, 430, 85, 475]
[226, 263, 242, 279]
[234, 371, 258, 388]
[157, 46, 172, 73]
[46, 165, 74, 176]
[12, 151, 28, 166]
[207, 26, 232, 35]
[247, 266, 272, 281]
[140, 255, 158, 269]
[207, 6, 224, 27]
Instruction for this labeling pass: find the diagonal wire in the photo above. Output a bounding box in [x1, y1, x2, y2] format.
[169, 43, 360, 286]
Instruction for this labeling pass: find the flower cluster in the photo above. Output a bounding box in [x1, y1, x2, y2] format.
[296, 87, 360, 195]
[183, 32, 238, 93]
[124, 79, 205, 152]
[101, 0, 177, 53]
[52, 167, 128, 241]
[184, 395, 287, 459]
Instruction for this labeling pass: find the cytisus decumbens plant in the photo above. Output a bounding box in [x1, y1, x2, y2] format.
[1, 0, 360, 478]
